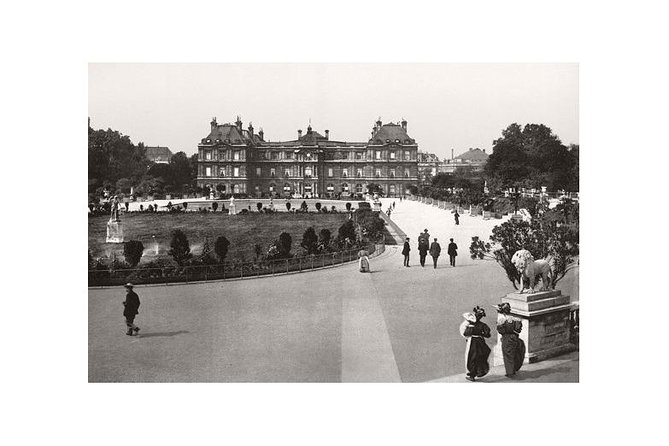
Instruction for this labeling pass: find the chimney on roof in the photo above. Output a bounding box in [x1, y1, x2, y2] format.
[451, 149, 454, 160]
[325, 129, 329, 140]
[236, 115, 242, 131]
[401, 118, 407, 131]
[258, 128, 264, 140]
[248, 122, 254, 136]
[483, 149, 486, 153]
[210, 117, 217, 132]
[298, 129, 302, 139]
[376, 117, 382, 130]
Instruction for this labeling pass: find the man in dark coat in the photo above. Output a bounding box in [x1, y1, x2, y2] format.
[123, 283, 141, 336]
[402, 237, 411, 267]
[418, 232, 430, 267]
[454, 210, 460, 225]
[448, 238, 458, 267]
[429, 238, 441, 269]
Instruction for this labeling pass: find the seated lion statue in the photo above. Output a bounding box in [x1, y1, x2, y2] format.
[511, 249, 554, 293]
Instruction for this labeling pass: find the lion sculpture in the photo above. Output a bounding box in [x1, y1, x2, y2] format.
[511, 249, 554, 293]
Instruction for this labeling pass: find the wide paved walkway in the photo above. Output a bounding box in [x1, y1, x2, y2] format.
[89, 199, 578, 382]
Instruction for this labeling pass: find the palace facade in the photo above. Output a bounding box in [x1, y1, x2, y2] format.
[196, 117, 419, 198]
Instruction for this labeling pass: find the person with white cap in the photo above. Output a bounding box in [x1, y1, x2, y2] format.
[122, 283, 141, 336]
[358, 250, 370, 273]
[459, 306, 491, 381]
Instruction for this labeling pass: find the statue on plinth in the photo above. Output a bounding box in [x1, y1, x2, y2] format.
[229, 195, 237, 215]
[511, 249, 554, 293]
[106, 195, 124, 243]
[110, 195, 121, 222]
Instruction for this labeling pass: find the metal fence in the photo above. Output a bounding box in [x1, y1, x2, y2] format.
[89, 242, 385, 287]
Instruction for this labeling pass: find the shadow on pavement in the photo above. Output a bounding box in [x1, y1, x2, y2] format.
[137, 330, 190, 339]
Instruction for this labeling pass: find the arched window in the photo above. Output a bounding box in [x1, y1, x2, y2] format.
[326, 183, 335, 192]
[355, 184, 363, 193]
[283, 183, 292, 192]
[341, 183, 349, 192]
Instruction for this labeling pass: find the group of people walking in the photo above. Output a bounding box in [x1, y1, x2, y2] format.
[402, 229, 458, 269]
[459, 302, 526, 381]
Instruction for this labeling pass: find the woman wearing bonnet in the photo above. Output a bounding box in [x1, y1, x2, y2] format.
[495, 302, 526, 378]
[459, 306, 491, 381]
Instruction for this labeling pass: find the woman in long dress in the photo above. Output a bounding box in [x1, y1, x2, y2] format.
[495, 302, 526, 377]
[358, 250, 370, 273]
[459, 306, 491, 381]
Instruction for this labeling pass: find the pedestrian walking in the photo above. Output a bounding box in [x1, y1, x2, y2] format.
[459, 306, 491, 381]
[418, 235, 429, 267]
[448, 238, 458, 267]
[402, 237, 411, 267]
[495, 303, 526, 378]
[122, 283, 141, 336]
[392, 201, 396, 209]
[454, 210, 460, 225]
[358, 250, 370, 273]
[429, 238, 441, 269]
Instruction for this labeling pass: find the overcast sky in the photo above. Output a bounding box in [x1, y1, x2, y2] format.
[88, 63, 578, 160]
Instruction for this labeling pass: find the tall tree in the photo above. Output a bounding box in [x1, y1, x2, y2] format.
[484, 123, 577, 191]
[169, 151, 193, 191]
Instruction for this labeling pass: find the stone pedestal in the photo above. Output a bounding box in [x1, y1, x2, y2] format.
[494, 290, 576, 365]
[229, 203, 237, 215]
[106, 219, 124, 243]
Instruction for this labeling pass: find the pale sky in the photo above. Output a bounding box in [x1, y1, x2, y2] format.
[88, 63, 578, 160]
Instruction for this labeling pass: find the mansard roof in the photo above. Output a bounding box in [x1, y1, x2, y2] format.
[369, 122, 415, 145]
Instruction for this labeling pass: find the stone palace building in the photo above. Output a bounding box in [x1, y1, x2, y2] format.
[196, 116, 419, 198]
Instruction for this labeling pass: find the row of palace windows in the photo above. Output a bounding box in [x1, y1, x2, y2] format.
[203, 149, 415, 161]
[328, 167, 411, 178]
[203, 166, 413, 179]
[202, 150, 244, 161]
[259, 183, 403, 194]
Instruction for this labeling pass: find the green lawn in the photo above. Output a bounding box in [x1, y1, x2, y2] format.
[89, 212, 349, 264]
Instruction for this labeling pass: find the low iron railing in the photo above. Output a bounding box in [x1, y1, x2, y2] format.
[89, 242, 385, 287]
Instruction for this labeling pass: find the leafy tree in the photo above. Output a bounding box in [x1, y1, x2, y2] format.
[315, 202, 322, 212]
[254, 243, 263, 260]
[357, 209, 385, 240]
[484, 123, 577, 191]
[182, 202, 188, 211]
[88, 124, 150, 193]
[337, 220, 357, 246]
[300, 201, 308, 212]
[278, 232, 292, 258]
[123, 240, 144, 267]
[318, 228, 332, 251]
[169, 151, 193, 192]
[214, 236, 230, 263]
[212, 202, 218, 212]
[286, 202, 292, 211]
[366, 183, 384, 196]
[300, 227, 318, 254]
[345, 202, 352, 212]
[257, 202, 263, 211]
[469, 217, 578, 290]
[189, 153, 199, 185]
[168, 229, 192, 266]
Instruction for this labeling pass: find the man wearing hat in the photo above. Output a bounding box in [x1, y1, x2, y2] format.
[402, 237, 411, 267]
[122, 283, 141, 336]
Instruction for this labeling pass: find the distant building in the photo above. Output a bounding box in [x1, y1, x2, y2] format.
[417, 151, 440, 184]
[145, 146, 173, 164]
[196, 116, 419, 197]
[439, 148, 489, 174]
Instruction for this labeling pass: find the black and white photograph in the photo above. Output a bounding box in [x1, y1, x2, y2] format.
[87, 63, 579, 383]
[5, 1, 668, 445]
